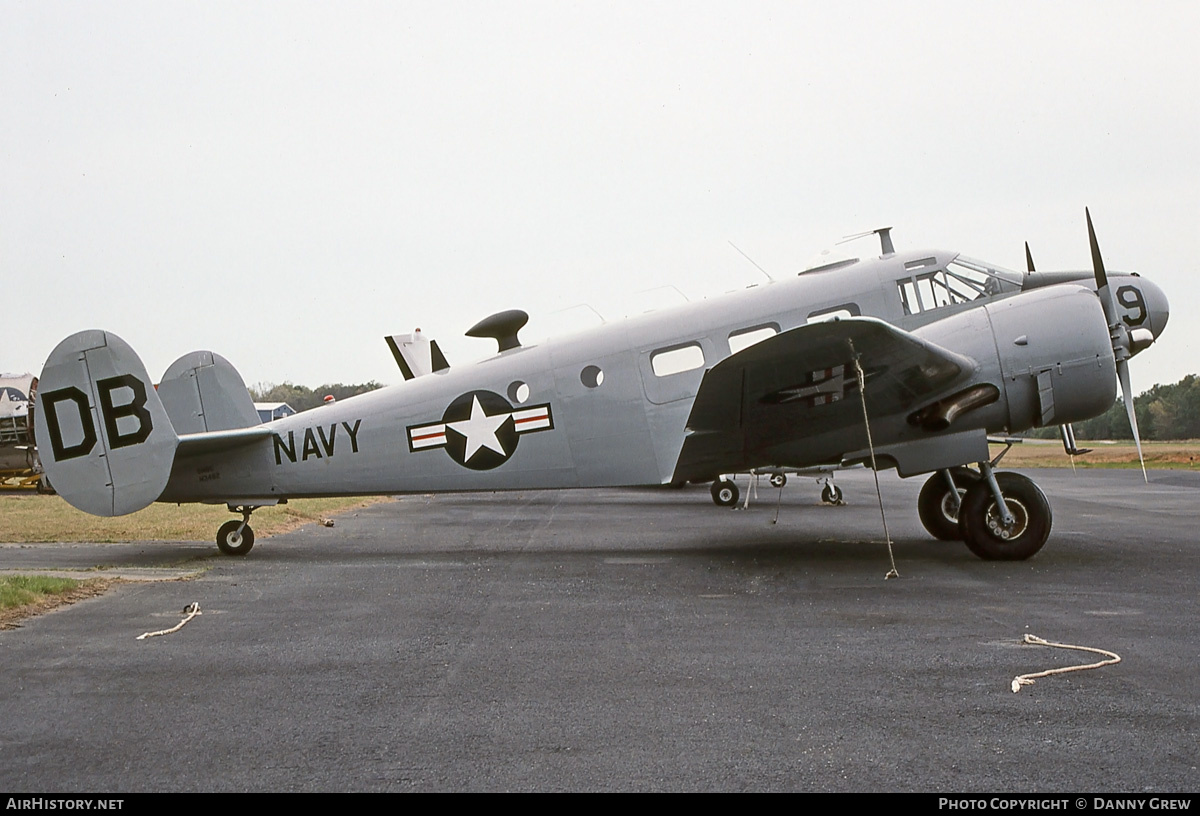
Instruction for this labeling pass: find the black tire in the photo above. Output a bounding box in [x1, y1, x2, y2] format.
[958, 472, 1052, 561]
[821, 483, 844, 505]
[217, 519, 255, 556]
[36, 475, 54, 495]
[769, 473, 787, 488]
[917, 467, 980, 541]
[711, 479, 739, 507]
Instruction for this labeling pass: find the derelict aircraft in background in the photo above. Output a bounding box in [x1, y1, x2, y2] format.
[35, 210, 1167, 560]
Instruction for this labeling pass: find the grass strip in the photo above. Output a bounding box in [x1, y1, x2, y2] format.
[0, 495, 391, 544]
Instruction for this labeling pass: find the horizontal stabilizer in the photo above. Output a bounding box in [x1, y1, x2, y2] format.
[177, 425, 275, 458]
[35, 330, 178, 516]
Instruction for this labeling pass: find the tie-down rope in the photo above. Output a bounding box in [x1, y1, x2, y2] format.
[849, 346, 899, 580]
[137, 603, 201, 640]
[1011, 634, 1122, 692]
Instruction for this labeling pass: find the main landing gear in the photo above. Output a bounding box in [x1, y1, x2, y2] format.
[216, 505, 258, 556]
[917, 466, 980, 541]
[917, 463, 1052, 560]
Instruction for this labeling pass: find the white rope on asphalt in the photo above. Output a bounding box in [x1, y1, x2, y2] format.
[1011, 634, 1122, 693]
[136, 603, 201, 640]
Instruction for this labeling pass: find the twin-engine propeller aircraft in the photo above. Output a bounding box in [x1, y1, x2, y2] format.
[35, 211, 1167, 560]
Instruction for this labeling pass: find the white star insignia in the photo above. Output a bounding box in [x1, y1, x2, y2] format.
[447, 395, 509, 463]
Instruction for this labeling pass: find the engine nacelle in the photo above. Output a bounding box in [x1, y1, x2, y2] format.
[915, 285, 1117, 434]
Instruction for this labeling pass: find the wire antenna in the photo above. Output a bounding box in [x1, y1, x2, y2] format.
[728, 241, 774, 282]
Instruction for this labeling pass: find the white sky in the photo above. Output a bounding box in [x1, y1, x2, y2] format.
[4, 1, 1198, 398]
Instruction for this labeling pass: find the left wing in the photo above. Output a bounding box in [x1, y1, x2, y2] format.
[673, 317, 976, 481]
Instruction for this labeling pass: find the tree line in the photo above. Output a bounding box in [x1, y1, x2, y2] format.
[249, 381, 385, 414]
[1025, 373, 1200, 441]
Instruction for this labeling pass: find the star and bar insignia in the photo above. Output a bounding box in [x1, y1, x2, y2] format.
[407, 390, 554, 471]
[761, 365, 853, 407]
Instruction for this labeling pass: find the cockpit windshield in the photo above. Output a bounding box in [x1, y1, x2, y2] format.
[897, 255, 1023, 316]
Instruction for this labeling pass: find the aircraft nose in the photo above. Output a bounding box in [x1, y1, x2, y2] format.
[1119, 276, 1169, 358]
[1137, 277, 1170, 340]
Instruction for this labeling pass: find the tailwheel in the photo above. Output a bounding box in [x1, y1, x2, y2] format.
[216, 516, 255, 556]
[957, 472, 1052, 560]
[711, 478, 739, 507]
[769, 473, 787, 488]
[917, 467, 980, 541]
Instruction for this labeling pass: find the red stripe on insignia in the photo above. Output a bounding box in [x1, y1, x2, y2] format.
[412, 430, 445, 442]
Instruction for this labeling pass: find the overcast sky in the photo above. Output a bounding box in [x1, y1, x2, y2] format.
[4, 1, 1197, 398]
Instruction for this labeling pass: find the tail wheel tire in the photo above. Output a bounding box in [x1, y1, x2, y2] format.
[957, 472, 1052, 561]
[217, 520, 255, 556]
[917, 467, 980, 541]
[711, 479, 740, 507]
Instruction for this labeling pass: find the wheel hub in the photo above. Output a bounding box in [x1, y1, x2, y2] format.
[939, 489, 966, 522]
[985, 499, 1028, 539]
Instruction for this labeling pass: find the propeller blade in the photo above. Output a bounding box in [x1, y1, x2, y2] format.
[1116, 361, 1148, 483]
[1025, 242, 1036, 273]
[1087, 207, 1118, 326]
[1086, 208, 1107, 285]
[1087, 210, 1146, 482]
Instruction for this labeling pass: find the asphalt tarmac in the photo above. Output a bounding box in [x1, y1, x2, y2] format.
[1, 468, 1197, 792]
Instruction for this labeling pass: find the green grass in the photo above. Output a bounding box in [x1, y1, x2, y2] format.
[993, 440, 1200, 469]
[0, 574, 84, 610]
[0, 495, 391, 544]
[0, 497, 392, 626]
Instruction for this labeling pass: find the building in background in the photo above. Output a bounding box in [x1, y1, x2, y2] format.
[255, 402, 297, 423]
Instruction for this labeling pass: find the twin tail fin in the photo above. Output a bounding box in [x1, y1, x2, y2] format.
[36, 331, 266, 517]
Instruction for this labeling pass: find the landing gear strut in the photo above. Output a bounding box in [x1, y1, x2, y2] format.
[216, 506, 258, 556]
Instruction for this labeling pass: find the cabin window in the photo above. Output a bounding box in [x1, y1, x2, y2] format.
[728, 325, 778, 355]
[651, 343, 705, 377]
[581, 365, 604, 388]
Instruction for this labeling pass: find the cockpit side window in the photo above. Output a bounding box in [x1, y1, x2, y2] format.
[897, 257, 1021, 315]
